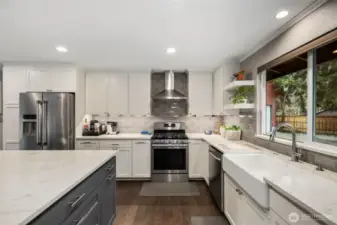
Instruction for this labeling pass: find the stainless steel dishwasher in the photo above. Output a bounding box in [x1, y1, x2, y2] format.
[208, 146, 224, 211]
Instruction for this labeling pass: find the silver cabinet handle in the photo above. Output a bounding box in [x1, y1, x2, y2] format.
[74, 201, 98, 225]
[107, 173, 115, 181]
[36, 100, 42, 145]
[68, 193, 86, 209]
[135, 141, 147, 144]
[106, 164, 115, 172]
[209, 152, 221, 161]
[81, 142, 93, 144]
[235, 189, 243, 195]
[42, 100, 48, 145]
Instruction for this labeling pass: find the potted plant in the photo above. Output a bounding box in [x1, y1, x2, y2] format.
[229, 86, 254, 104]
[223, 125, 241, 141]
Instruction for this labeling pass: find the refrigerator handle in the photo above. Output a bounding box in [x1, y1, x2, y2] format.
[42, 100, 48, 145]
[36, 101, 42, 145]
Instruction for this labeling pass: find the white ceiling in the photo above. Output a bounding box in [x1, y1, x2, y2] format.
[0, 0, 316, 71]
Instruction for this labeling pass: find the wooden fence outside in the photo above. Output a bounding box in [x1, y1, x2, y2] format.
[276, 116, 337, 135]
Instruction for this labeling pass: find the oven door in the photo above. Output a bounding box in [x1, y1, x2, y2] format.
[151, 144, 188, 174]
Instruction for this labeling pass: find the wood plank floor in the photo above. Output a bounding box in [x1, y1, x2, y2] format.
[113, 181, 226, 225]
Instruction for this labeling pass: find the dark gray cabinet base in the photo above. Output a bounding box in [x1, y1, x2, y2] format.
[29, 156, 116, 225]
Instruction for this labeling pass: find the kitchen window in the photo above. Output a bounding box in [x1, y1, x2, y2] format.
[257, 30, 337, 151]
[314, 39, 337, 146]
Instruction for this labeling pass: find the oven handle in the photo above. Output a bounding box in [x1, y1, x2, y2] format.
[209, 152, 221, 161]
[152, 145, 188, 149]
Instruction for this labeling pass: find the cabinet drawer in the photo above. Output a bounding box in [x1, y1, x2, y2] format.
[29, 157, 115, 225]
[270, 210, 289, 225]
[270, 189, 320, 225]
[76, 140, 100, 150]
[100, 140, 132, 148]
[188, 140, 205, 144]
[61, 188, 101, 225]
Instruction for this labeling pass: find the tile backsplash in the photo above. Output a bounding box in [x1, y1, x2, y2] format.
[78, 115, 224, 133]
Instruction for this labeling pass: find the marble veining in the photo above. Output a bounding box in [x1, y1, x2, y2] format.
[0, 150, 116, 225]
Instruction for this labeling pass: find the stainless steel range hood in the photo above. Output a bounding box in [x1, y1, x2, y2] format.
[152, 70, 187, 100]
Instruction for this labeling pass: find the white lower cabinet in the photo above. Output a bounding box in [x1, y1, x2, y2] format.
[270, 210, 289, 225]
[189, 140, 208, 179]
[269, 189, 320, 225]
[224, 175, 268, 225]
[132, 140, 151, 178]
[3, 105, 20, 150]
[116, 149, 132, 178]
[76, 140, 100, 150]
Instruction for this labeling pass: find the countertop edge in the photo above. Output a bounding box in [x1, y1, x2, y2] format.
[264, 178, 336, 225]
[19, 152, 116, 225]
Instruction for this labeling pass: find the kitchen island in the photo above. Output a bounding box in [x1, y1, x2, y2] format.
[0, 150, 117, 225]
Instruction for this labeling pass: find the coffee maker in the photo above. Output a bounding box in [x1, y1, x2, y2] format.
[107, 121, 119, 135]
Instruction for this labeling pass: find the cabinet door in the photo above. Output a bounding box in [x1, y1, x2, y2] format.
[116, 149, 132, 178]
[240, 194, 268, 225]
[3, 105, 20, 150]
[188, 143, 203, 178]
[189, 72, 212, 116]
[100, 161, 116, 225]
[107, 72, 129, 115]
[129, 72, 150, 115]
[86, 72, 108, 115]
[270, 210, 289, 225]
[3, 67, 29, 105]
[28, 68, 53, 92]
[212, 67, 223, 114]
[224, 176, 241, 225]
[132, 141, 151, 178]
[52, 68, 76, 92]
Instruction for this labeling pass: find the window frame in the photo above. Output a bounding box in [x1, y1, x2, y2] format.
[256, 49, 337, 157]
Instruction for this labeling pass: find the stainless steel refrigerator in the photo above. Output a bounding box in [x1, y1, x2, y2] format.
[19, 92, 75, 150]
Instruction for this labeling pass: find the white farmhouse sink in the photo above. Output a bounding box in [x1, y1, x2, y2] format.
[223, 153, 287, 209]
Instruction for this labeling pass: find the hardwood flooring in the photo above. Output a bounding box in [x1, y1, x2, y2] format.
[113, 181, 226, 225]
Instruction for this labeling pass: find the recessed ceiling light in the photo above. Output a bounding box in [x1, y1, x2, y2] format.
[166, 47, 176, 54]
[276, 10, 289, 19]
[333, 49, 337, 54]
[56, 46, 68, 53]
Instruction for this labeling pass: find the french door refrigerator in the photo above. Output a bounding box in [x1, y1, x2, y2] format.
[19, 92, 75, 150]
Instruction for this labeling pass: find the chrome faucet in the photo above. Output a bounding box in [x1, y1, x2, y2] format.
[269, 123, 301, 162]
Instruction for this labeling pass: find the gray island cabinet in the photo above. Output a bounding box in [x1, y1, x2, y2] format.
[28, 157, 116, 225]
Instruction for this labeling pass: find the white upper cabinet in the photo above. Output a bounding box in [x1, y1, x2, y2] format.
[3, 66, 29, 105]
[28, 67, 77, 92]
[189, 72, 212, 116]
[28, 67, 54, 92]
[212, 62, 240, 115]
[107, 72, 129, 115]
[52, 68, 77, 92]
[129, 72, 150, 115]
[86, 72, 108, 115]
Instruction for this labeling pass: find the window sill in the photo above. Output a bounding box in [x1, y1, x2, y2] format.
[255, 134, 337, 158]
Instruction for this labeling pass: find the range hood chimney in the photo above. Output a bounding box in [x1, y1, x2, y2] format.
[152, 70, 187, 100]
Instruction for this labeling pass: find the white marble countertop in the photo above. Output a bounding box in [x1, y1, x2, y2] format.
[0, 150, 117, 225]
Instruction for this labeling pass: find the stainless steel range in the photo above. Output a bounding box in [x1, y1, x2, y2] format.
[151, 122, 189, 182]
